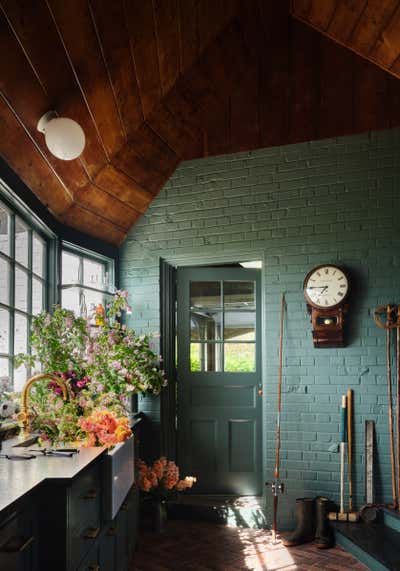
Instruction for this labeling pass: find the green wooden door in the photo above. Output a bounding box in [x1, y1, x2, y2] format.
[177, 267, 262, 495]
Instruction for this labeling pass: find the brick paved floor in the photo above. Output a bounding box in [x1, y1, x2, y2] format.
[132, 521, 368, 570]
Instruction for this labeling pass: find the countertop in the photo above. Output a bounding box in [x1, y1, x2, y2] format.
[0, 435, 106, 514]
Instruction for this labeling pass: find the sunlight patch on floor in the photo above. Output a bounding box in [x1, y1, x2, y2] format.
[238, 528, 298, 570]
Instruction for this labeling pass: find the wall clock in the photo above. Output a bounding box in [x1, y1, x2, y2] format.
[303, 264, 349, 348]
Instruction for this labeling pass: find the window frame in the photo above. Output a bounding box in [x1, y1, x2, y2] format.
[60, 241, 115, 317]
[0, 179, 57, 388]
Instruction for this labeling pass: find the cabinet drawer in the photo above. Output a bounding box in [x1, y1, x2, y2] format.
[68, 462, 102, 570]
[0, 506, 36, 571]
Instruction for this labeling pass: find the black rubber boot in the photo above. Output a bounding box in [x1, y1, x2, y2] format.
[314, 497, 334, 549]
[282, 498, 315, 547]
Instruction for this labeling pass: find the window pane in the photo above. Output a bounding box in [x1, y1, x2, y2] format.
[15, 267, 28, 312]
[0, 308, 9, 353]
[84, 258, 105, 289]
[84, 290, 104, 314]
[62, 251, 80, 284]
[0, 258, 10, 305]
[190, 281, 221, 309]
[14, 313, 27, 354]
[190, 343, 222, 372]
[32, 234, 45, 277]
[224, 311, 256, 341]
[224, 343, 255, 372]
[191, 311, 222, 341]
[223, 281, 255, 309]
[15, 217, 29, 267]
[14, 365, 27, 392]
[0, 358, 8, 377]
[32, 278, 44, 315]
[0, 205, 10, 256]
[61, 288, 80, 315]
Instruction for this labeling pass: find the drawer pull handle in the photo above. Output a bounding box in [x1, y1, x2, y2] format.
[82, 489, 98, 500]
[0, 535, 34, 553]
[83, 527, 100, 540]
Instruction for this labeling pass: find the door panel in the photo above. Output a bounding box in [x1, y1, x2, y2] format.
[177, 267, 262, 495]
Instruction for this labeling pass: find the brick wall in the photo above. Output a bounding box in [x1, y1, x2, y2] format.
[120, 129, 400, 528]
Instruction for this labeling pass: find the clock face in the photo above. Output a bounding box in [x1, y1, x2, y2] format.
[304, 265, 349, 309]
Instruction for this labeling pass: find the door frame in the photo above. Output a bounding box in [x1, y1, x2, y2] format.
[159, 252, 267, 497]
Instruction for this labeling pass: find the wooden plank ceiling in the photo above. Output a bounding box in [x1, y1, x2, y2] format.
[0, 1, 400, 245]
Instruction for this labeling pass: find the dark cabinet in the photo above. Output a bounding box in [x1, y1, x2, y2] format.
[0, 498, 37, 571]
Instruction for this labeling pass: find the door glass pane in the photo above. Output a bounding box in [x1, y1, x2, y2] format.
[224, 343, 255, 372]
[84, 258, 105, 289]
[15, 267, 28, 312]
[224, 311, 256, 341]
[32, 278, 44, 315]
[190, 343, 222, 372]
[0, 258, 10, 305]
[190, 282, 221, 309]
[191, 311, 222, 340]
[32, 234, 45, 277]
[0, 358, 8, 377]
[15, 217, 29, 267]
[0, 205, 10, 256]
[14, 313, 27, 354]
[0, 308, 9, 353]
[223, 281, 255, 309]
[62, 251, 80, 284]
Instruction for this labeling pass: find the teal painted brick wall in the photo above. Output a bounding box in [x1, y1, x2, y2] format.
[120, 129, 400, 529]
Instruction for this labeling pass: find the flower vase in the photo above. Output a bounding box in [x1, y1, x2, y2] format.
[153, 500, 167, 533]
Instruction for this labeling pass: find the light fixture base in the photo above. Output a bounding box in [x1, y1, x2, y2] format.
[37, 111, 57, 133]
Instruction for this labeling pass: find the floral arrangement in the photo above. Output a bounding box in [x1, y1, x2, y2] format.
[14, 291, 167, 447]
[78, 409, 132, 448]
[137, 457, 196, 500]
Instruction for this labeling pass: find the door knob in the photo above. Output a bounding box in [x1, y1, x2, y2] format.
[258, 384, 263, 396]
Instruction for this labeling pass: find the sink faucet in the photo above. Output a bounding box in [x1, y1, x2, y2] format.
[17, 373, 72, 439]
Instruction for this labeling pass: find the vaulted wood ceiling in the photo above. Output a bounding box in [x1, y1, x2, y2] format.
[1, 1, 400, 245]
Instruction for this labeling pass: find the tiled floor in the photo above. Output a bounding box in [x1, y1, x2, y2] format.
[132, 520, 368, 570]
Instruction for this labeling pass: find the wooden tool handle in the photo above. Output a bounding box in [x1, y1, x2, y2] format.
[347, 389, 353, 512]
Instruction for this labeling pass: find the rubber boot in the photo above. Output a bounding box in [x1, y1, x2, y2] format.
[314, 497, 334, 549]
[282, 498, 315, 547]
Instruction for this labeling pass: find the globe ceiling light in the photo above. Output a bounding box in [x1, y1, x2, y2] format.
[37, 111, 85, 161]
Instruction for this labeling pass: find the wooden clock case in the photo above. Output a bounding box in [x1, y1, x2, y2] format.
[303, 264, 349, 348]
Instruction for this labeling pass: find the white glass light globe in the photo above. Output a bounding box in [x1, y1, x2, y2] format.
[38, 114, 85, 160]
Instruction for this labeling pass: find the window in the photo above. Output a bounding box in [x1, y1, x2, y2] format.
[61, 246, 114, 317]
[0, 199, 48, 390]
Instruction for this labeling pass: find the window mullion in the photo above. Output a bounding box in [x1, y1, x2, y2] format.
[9, 213, 15, 383]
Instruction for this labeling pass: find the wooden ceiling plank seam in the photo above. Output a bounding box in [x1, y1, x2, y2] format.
[88, 0, 144, 138]
[123, 0, 163, 119]
[94, 163, 153, 211]
[351, 0, 400, 55]
[321, 0, 339, 32]
[91, 182, 144, 217]
[0, 0, 110, 179]
[369, 1, 400, 68]
[0, 89, 74, 203]
[45, 0, 123, 162]
[87, 0, 128, 144]
[143, 120, 183, 161]
[60, 203, 127, 245]
[366, 0, 400, 56]
[44, 0, 111, 163]
[346, 2, 370, 46]
[290, 2, 400, 84]
[290, 0, 312, 21]
[75, 184, 140, 229]
[66, 200, 129, 233]
[177, 0, 199, 74]
[121, 0, 145, 123]
[0, 1, 48, 96]
[152, 0, 180, 96]
[327, 0, 369, 44]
